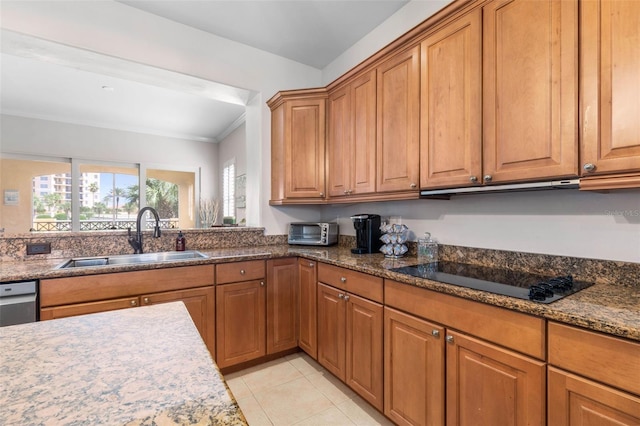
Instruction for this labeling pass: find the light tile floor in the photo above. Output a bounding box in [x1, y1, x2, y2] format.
[224, 352, 394, 426]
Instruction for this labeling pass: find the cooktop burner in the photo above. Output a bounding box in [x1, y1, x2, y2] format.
[389, 261, 595, 303]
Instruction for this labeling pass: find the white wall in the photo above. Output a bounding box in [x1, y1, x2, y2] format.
[0, 0, 324, 234]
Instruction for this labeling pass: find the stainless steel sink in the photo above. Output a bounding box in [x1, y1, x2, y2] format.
[55, 250, 208, 269]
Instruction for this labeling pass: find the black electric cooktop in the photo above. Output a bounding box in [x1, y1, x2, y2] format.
[390, 261, 595, 303]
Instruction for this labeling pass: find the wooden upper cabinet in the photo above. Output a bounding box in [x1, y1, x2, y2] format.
[580, 0, 640, 180]
[483, 0, 578, 184]
[420, 9, 482, 189]
[327, 70, 377, 198]
[328, 85, 351, 197]
[376, 45, 420, 193]
[268, 89, 328, 203]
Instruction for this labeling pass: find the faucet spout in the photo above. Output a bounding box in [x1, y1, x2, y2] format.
[128, 207, 162, 254]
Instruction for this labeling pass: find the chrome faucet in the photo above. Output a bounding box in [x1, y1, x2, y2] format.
[128, 207, 161, 254]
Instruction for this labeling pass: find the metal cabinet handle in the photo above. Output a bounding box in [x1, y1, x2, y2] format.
[446, 335, 454, 344]
[309, 263, 314, 267]
[483, 175, 492, 183]
[130, 299, 138, 307]
[338, 293, 344, 299]
[143, 297, 150, 304]
[410, 183, 417, 188]
[583, 163, 596, 173]
[344, 294, 350, 301]
[469, 176, 478, 183]
[340, 277, 347, 283]
[240, 269, 246, 275]
[344, 190, 348, 194]
[319, 192, 325, 197]
[260, 281, 265, 287]
[432, 330, 440, 338]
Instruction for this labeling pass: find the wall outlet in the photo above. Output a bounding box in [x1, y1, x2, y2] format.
[26, 242, 51, 255]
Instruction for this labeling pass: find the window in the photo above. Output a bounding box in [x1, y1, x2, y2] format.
[0, 156, 198, 233]
[223, 161, 235, 219]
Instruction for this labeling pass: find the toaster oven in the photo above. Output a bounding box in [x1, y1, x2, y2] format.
[288, 222, 338, 246]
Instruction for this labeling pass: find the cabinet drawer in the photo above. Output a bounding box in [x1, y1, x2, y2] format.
[216, 260, 265, 284]
[40, 297, 139, 320]
[318, 263, 383, 303]
[549, 322, 640, 396]
[40, 265, 215, 307]
[385, 279, 545, 359]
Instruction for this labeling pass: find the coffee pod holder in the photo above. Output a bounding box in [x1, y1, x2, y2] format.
[379, 223, 409, 258]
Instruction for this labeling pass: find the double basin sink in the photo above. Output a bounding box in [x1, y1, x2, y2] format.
[55, 250, 209, 269]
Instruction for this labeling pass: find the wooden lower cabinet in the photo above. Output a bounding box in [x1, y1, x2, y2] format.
[317, 282, 384, 411]
[446, 330, 546, 426]
[346, 293, 383, 411]
[39, 266, 216, 354]
[266, 258, 298, 354]
[140, 287, 215, 355]
[298, 259, 318, 358]
[215, 280, 266, 368]
[215, 259, 299, 369]
[40, 297, 139, 320]
[384, 307, 444, 426]
[317, 283, 346, 379]
[548, 367, 640, 426]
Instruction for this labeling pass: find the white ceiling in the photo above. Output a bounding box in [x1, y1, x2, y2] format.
[0, 1, 409, 143]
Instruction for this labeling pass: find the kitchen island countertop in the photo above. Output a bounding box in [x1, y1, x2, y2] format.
[0, 302, 247, 425]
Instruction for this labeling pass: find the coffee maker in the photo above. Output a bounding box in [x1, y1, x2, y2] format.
[350, 214, 382, 254]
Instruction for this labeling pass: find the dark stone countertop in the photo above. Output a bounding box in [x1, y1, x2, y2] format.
[1, 245, 638, 342]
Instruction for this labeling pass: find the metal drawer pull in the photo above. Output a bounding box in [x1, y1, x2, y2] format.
[432, 330, 440, 338]
[130, 300, 137, 307]
[338, 293, 344, 299]
[240, 269, 246, 275]
[341, 277, 347, 283]
[344, 294, 350, 301]
[446, 335, 454, 344]
[143, 297, 150, 304]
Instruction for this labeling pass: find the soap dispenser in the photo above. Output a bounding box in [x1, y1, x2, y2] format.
[176, 231, 186, 252]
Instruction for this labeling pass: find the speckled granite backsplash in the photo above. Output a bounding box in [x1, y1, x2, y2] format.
[0, 227, 286, 262]
[338, 235, 639, 288]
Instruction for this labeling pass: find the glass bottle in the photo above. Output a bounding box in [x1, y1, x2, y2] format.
[418, 232, 438, 263]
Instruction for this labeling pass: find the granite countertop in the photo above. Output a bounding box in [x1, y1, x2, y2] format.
[1, 245, 638, 342]
[0, 302, 247, 425]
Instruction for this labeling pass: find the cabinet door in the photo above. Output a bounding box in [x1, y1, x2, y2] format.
[40, 297, 139, 320]
[285, 98, 326, 198]
[346, 294, 383, 411]
[384, 307, 445, 426]
[298, 259, 318, 359]
[350, 70, 377, 196]
[446, 330, 545, 426]
[548, 367, 640, 426]
[266, 258, 298, 354]
[483, 0, 578, 183]
[216, 280, 266, 368]
[581, 0, 640, 176]
[141, 286, 215, 355]
[328, 85, 351, 197]
[377, 45, 420, 192]
[317, 282, 346, 381]
[420, 9, 482, 189]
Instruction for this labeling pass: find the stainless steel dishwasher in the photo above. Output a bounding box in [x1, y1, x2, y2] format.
[0, 281, 38, 326]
